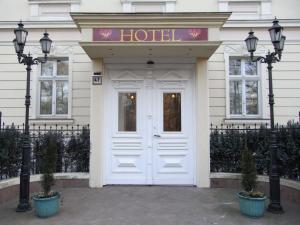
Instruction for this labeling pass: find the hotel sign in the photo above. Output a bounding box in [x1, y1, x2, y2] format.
[93, 28, 208, 42]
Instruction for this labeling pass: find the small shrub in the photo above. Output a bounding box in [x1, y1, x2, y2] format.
[39, 132, 57, 197]
[241, 141, 257, 192]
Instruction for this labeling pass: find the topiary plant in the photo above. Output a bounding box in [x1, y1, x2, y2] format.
[39, 132, 57, 197]
[241, 138, 264, 198]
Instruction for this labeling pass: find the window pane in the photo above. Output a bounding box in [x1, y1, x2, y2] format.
[41, 61, 54, 76]
[246, 81, 259, 115]
[57, 59, 69, 76]
[40, 81, 52, 114]
[230, 81, 242, 115]
[56, 81, 68, 114]
[229, 58, 241, 75]
[118, 93, 136, 132]
[163, 93, 181, 132]
[245, 59, 257, 75]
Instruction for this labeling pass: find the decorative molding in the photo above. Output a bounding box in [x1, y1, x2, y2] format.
[31, 44, 74, 57]
[48, 44, 74, 56]
[224, 44, 267, 56]
[111, 70, 144, 81]
[157, 70, 191, 81]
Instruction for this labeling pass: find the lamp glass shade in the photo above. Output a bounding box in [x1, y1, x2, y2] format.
[13, 38, 20, 54]
[245, 30, 258, 53]
[14, 22, 28, 45]
[268, 19, 283, 44]
[279, 35, 286, 51]
[40, 32, 52, 54]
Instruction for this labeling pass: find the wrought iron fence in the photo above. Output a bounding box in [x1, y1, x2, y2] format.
[210, 122, 300, 181]
[0, 118, 90, 180]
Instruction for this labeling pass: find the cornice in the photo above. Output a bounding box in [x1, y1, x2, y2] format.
[120, 0, 176, 2]
[0, 21, 77, 29]
[28, 0, 81, 3]
[224, 19, 300, 28]
[70, 12, 232, 29]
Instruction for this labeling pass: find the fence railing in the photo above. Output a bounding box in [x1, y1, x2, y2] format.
[210, 122, 300, 181]
[0, 121, 90, 180]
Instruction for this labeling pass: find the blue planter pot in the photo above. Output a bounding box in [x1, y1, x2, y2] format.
[237, 192, 266, 218]
[33, 193, 60, 218]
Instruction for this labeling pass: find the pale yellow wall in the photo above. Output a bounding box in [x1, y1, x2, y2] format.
[0, 0, 29, 20]
[207, 24, 300, 125]
[272, 0, 300, 19]
[0, 28, 91, 125]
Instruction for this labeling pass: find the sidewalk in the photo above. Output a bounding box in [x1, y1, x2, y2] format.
[0, 186, 299, 225]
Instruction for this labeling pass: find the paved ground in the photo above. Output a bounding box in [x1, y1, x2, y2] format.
[0, 186, 299, 225]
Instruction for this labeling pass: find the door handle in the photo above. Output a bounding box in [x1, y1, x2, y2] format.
[154, 134, 161, 137]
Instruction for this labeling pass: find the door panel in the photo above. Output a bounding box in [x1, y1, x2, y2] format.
[152, 76, 194, 185]
[105, 70, 147, 184]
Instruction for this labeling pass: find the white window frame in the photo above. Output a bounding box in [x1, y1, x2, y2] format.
[121, 0, 176, 12]
[224, 51, 269, 121]
[218, 0, 272, 20]
[28, 0, 81, 21]
[228, 57, 262, 118]
[36, 57, 72, 119]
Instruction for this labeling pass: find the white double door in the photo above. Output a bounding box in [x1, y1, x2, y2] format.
[105, 65, 195, 185]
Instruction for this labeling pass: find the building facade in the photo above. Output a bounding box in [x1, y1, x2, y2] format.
[0, 0, 299, 188]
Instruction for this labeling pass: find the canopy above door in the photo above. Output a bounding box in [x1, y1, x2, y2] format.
[71, 12, 231, 58]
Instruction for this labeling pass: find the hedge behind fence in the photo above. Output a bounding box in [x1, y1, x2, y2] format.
[210, 122, 300, 181]
[0, 124, 90, 180]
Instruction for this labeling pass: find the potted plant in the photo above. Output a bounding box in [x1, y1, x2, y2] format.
[32, 132, 60, 218]
[237, 140, 267, 218]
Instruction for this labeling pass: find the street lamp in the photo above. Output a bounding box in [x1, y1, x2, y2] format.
[245, 18, 285, 214]
[13, 21, 52, 212]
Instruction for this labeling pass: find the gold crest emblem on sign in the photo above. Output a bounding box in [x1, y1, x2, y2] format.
[188, 29, 202, 39]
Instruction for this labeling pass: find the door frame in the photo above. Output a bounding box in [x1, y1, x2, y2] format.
[102, 59, 197, 185]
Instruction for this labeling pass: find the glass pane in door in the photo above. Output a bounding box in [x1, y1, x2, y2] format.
[163, 93, 181, 132]
[118, 92, 136, 132]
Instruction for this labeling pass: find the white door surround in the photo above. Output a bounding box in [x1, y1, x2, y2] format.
[103, 63, 196, 185]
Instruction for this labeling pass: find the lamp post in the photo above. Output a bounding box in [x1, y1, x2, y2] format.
[13, 21, 52, 212]
[245, 18, 285, 214]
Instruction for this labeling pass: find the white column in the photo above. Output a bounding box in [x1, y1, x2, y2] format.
[89, 58, 104, 188]
[195, 58, 210, 188]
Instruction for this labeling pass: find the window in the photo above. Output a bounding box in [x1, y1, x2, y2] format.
[28, 0, 80, 20]
[118, 92, 137, 132]
[39, 58, 69, 117]
[163, 93, 181, 132]
[121, 0, 176, 13]
[218, 0, 272, 20]
[228, 57, 260, 117]
[132, 2, 165, 12]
